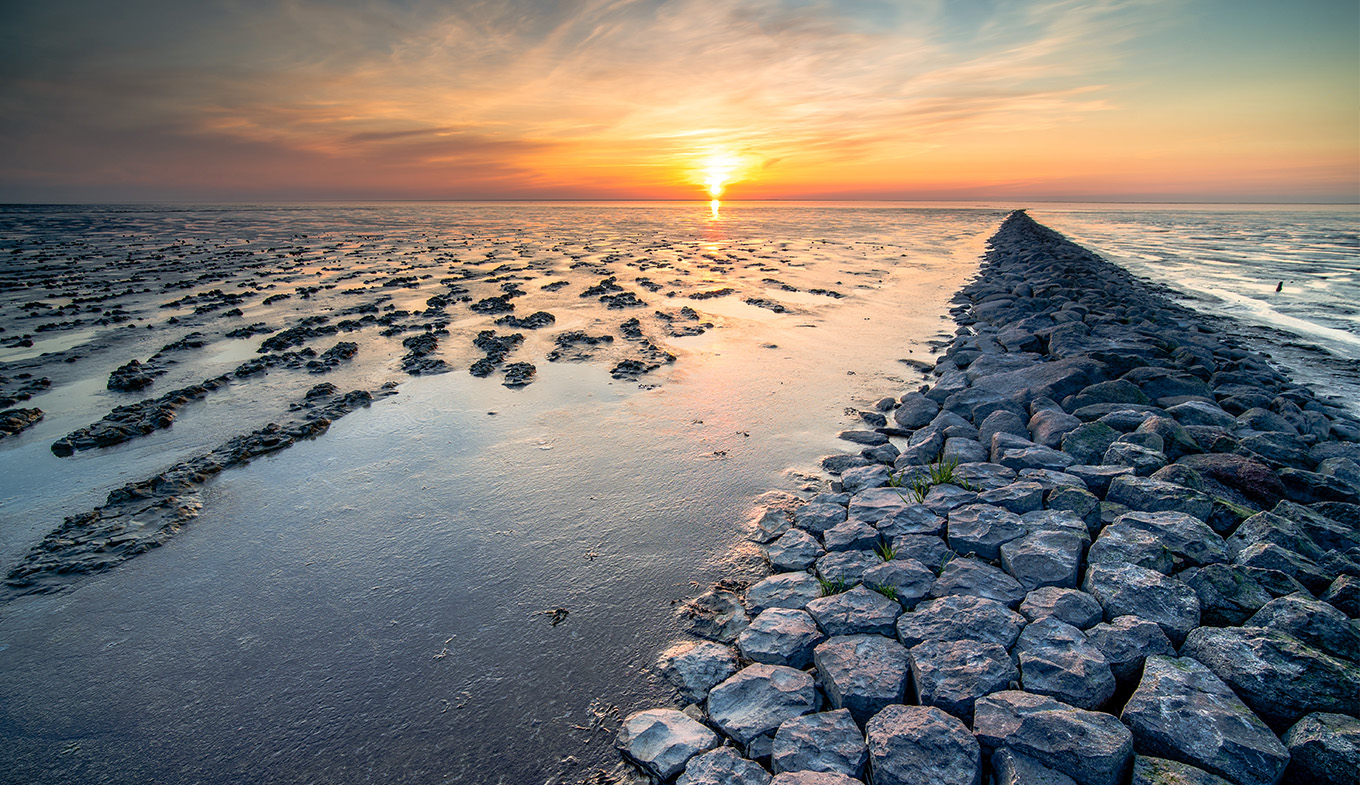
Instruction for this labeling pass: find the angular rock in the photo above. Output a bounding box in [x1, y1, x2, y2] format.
[1120, 656, 1289, 785]
[823, 519, 879, 553]
[977, 481, 1046, 515]
[1179, 563, 1273, 626]
[681, 588, 751, 643]
[747, 572, 824, 615]
[1085, 615, 1175, 684]
[1181, 626, 1360, 731]
[896, 594, 1026, 649]
[1088, 523, 1175, 574]
[1112, 510, 1228, 568]
[973, 691, 1133, 785]
[1045, 486, 1102, 533]
[1083, 562, 1200, 645]
[768, 771, 862, 785]
[1168, 400, 1238, 429]
[1176, 453, 1286, 508]
[921, 483, 980, 514]
[895, 393, 939, 429]
[657, 640, 740, 703]
[1065, 464, 1136, 499]
[771, 709, 868, 778]
[1061, 422, 1120, 465]
[1016, 618, 1115, 710]
[766, 528, 825, 571]
[1102, 442, 1168, 476]
[993, 748, 1078, 785]
[1000, 530, 1085, 591]
[889, 535, 950, 573]
[1282, 712, 1360, 785]
[815, 550, 882, 586]
[947, 504, 1027, 560]
[865, 704, 981, 785]
[795, 501, 848, 535]
[753, 508, 794, 543]
[617, 708, 720, 780]
[1135, 416, 1201, 461]
[805, 585, 902, 637]
[910, 639, 1018, 722]
[1019, 587, 1103, 630]
[1106, 475, 1214, 521]
[1029, 408, 1083, 448]
[942, 437, 989, 464]
[931, 556, 1027, 608]
[999, 446, 1076, 473]
[708, 664, 817, 745]
[1129, 756, 1234, 785]
[861, 558, 934, 609]
[738, 608, 825, 668]
[1233, 541, 1332, 595]
[1246, 592, 1360, 661]
[678, 747, 772, 785]
[814, 634, 911, 725]
[1322, 574, 1360, 616]
[839, 464, 891, 494]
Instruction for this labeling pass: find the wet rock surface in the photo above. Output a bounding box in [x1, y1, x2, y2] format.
[619, 212, 1360, 784]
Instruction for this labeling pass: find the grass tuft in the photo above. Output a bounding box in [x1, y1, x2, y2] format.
[816, 576, 850, 596]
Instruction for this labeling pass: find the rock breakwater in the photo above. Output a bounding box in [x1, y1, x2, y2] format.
[614, 211, 1359, 785]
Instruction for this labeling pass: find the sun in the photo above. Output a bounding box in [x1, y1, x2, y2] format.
[698, 153, 740, 199]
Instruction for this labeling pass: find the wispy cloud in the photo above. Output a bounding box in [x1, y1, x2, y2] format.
[0, 0, 1353, 200]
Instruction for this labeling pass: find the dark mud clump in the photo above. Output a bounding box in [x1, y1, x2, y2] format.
[7, 385, 397, 598]
[469, 330, 525, 378]
[0, 407, 43, 437]
[107, 358, 161, 391]
[401, 332, 450, 375]
[502, 362, 537, 388]
[0, 375, 51, 408]
[470, 295, 516, 315]
[689, 288, 736, 300]
[52, 376, 232, 456]
[546, 331, 614, 363]
[744, 297, 789, 313]
[495, 311, 557, 329]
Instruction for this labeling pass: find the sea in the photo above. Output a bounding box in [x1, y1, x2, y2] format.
[0, 202, 1355, 785]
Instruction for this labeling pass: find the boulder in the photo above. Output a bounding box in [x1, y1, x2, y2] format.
[1029, 408, 1082, 448]
[865, 704, 981, 785]
[895, 393, 939, 428]
[1233, 542, 1332, 595]
[823, 519, 879, 552]
[1061, 423, 1120, 465]
[1085, 615, 1175, 684]
[861, 558, 934, 608]
[909, 639, 1018, 722]
[1015, 618, 1116, 710]
[890, 535, 951, 573]
[657, 640, 740, 703]
[708, 664, 817, 745]
[814, 635, 911, 726]
[895, 594, 1026, 649]
[617, 708, 720, 780]
[738, 608, 825, 668]
[1112, 510, 1228, 568]
[1168, 400, 1237, 429]
[921, 484, 980, 514]
[1065, 464, 1136, 499]
[768, 772, 862, 785]
[805, 585, 902, 637]
[766, 528, 825, 571]
[1088, 524, 1176, 574]
[1000, 530, 1086, 591]
[1044, 486, 1102, 533]
[1083, 563, 1200, 645]
[1246, 592, 1360, 661]
[795, 500, 849, 534]
[840, 464, 891, 494]
[999, 446, 1076, 473]
[1129, 756, 1233, 785]
[947, 504, 1028, 560]
[1181, 626, 1360, 731]
[1018, 587, 1103, 630]
[1120, 656, 1289, 785]
[1102, 442, 1168, 476]
[992, 748, 1078, 785]
[1106, 474, 1214, 520]
[930, 556, 1027, 608]
[746, 572, 824, 615]
[1176, 453, 1286, 508]
[752, 508, 794, 543]
[977, 481, 1046, 515]
[1322, 574, 1360, 616]
[1135, 416, 1201, 461]
[1282, 712, 1360, 785]
[973, 691, 1133, 785]
[815, 550, 882, 586]
[681, 589, 751, 643]
[678, 747, 772, 785]
[1179, 564, 1273, 626]
[771, 709, 868, 778]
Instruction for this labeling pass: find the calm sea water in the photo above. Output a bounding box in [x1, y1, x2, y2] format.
[0, 202, 1354, 785]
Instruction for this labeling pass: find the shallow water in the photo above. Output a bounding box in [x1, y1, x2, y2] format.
[1, 201, 1354, 784]
[0, 202, 993, 784]
[1034, 203, 1360, 412]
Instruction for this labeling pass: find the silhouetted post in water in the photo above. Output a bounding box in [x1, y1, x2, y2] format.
[1276, 281, 1283, 292]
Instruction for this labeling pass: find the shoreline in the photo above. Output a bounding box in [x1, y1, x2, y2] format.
[617, 210, 1359, 785]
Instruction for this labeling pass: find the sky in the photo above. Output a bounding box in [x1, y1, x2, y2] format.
[1, 0, 1356, 202]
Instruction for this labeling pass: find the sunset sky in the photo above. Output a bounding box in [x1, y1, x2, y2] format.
[1, 0, 1356, 203]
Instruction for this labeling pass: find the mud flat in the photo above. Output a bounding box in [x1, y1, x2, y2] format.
[619, 211, 1360, 785]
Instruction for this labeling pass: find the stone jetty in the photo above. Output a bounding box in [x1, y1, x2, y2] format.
[617, 211, 1360, 785]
